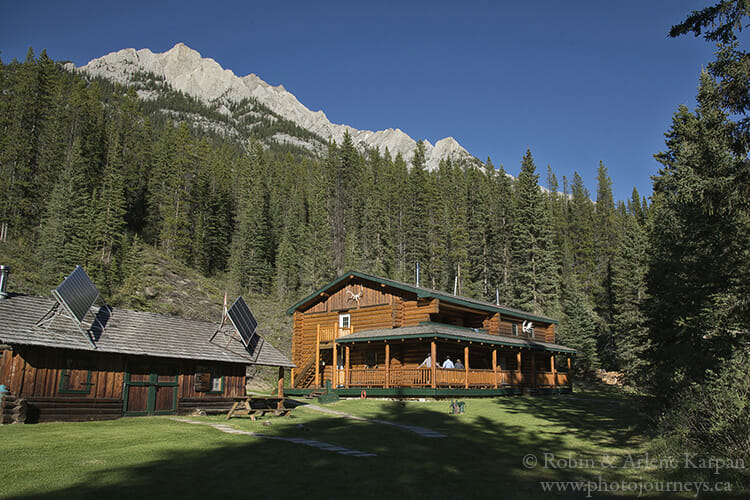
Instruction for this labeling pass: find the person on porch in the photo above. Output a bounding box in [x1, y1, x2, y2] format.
[454, 358, 464, 370]
[419, 353, 434, 368]
[443, 355, 454, 369]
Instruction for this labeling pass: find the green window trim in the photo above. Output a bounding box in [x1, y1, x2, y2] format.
[58, 366, 92, 394]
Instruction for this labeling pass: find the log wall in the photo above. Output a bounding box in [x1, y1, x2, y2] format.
[0, 346, 247, 422]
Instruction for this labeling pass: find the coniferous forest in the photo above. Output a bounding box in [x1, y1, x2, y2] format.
[1, 0, 749, 467]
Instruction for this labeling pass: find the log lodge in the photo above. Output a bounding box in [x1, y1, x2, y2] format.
[0, 292, 293, 422]
[287, 271, 576, 397]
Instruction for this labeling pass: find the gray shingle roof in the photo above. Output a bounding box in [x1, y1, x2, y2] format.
[0, 294, 295, 367]
[335, 323, 577, 354]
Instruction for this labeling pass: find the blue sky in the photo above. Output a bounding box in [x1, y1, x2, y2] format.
[1, 0, 717, 202]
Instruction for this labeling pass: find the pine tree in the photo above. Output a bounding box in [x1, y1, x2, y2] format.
[405, 140, 429, 283]
[646, 73, 750, 398]
[87, 125, 128, 289]
[299, 159, 334, 292]
[593, 162, 618, 368]
[511, 150, 558, 314]
[229, 142, 272, 294]
[300, 162, 335, 292]
[611, 206, 649, 384]
[557, 272, 600, 374]
[568, 172, 596, 292]
[37, 139, 92, 280]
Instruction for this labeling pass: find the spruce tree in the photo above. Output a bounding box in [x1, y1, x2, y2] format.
[511, 149, 557, 314]
[37, 138, 92, 280]
[557, 272, 600, 374]
[405, 140, 429, 283]
[229, 142, 272, 294]
[646, 73, 750, 398]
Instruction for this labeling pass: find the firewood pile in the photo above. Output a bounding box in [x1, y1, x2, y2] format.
[1, 395, 28, 424]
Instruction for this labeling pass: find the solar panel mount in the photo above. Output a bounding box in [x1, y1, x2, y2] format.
[35, 266, 111, 348]
[210, 295, 260, 354]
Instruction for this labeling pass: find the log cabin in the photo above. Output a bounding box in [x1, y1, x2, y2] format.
[286, 271, 576, 397]
[0, 291, 294, 422]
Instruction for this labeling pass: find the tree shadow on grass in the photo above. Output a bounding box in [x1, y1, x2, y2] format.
[6, 399, 748, 500]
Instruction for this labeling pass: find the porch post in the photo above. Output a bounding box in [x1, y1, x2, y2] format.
[277, 366, 285, 409]
[516, 350, 522, 387]
[332, 342, 338, 388]
[492, 348, 498, 389]
[464, 345, 469, 389]
[315, 324, 320, 388]
[567, 355, 572, 390]
[430, 340, 436, 389]
[551, 354, 557, 388]
[345, 345, 350, 389]
[531, 351, 536, 390]
[385, 342, 390, 389]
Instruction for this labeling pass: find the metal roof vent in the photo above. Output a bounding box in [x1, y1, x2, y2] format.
[0, 265, 10, 299]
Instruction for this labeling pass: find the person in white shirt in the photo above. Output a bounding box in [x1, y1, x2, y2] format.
[442, 355, 455, 369]
[418, 354, 433, 368]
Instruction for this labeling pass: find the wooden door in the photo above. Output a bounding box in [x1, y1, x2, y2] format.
[124, 361, 178, 416]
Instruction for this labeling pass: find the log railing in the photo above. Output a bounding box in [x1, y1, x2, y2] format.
[435, 368, 465, 387]
[318, 325, 351, 343]
[535, 372, 558, 387]
[495, 370, 523, 387]
[348, 368, 386, 387]
[318, 325, 337, 343]
[466, 369, 494, 387]
[389, 368, 431, 387]
[343, 368, 552, 389]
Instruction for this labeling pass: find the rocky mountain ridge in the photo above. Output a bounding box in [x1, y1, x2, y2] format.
[72, 42, 477, 170]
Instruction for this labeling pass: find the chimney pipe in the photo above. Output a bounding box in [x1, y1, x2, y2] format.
[0, 265, 10, 299]
[416, 262, 420, 288]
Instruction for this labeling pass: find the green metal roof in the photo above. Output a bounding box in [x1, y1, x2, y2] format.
[285, 270, 557, 324]
[333, 322, 577, 354]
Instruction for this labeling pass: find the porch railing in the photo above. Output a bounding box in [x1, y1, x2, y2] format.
[343, 368, 542, 389]
[389, 368, 431, 387]
[535, 371, 571, 387]
[348, 368, 386, 387]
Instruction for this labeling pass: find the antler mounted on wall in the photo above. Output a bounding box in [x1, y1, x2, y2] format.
[346, 285, 363, 304]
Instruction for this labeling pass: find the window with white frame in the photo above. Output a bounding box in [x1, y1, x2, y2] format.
[339, 313, 351, 329]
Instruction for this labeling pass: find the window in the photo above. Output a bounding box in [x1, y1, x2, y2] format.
[512, 323, 519, 336]
[59, 359, 92, 394]
[195, 366, 225, 394]
[209, 369, 224, 393]
[339, 313, 351, 329]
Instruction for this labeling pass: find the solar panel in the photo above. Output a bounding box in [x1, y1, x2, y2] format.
[53, 266, 100, 323]
[227, 296, 258, 350]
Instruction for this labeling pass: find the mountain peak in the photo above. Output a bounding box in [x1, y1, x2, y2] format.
[75, 43, 476, 169]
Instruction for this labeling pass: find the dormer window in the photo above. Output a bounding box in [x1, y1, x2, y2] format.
[512, 323, 518, 336]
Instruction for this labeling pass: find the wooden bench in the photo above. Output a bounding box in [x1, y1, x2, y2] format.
[226, 397, 294, 420]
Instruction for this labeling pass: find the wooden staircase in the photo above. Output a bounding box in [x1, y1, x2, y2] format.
[293, 355, 316, 388]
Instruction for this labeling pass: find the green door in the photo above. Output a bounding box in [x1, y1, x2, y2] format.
[124, 361, 178, 416]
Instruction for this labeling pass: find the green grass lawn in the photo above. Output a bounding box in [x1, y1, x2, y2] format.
[0, 384, 745, 499]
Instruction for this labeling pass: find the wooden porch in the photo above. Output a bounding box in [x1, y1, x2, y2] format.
[343, 367, 569, 389]
[292, 323, 574, 392]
